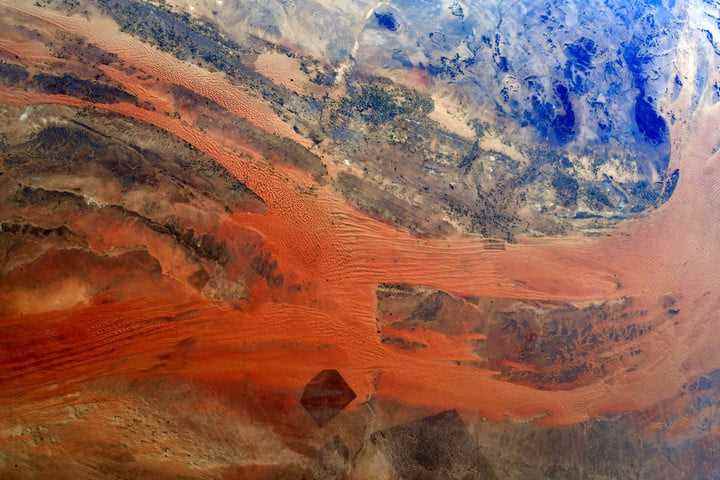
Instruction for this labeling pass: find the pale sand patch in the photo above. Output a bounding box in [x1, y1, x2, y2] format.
[428, 93, 476, 139]
[254, 50, 325, 97]
[8, 278, 91, 315]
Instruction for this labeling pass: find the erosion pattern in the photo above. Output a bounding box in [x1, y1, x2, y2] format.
[0, 0, 720, 478]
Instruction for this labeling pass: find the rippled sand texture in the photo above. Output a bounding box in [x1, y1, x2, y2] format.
[1, 1, 720, 479]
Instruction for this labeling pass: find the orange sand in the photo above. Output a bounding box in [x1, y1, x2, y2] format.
[1, 1, 720, 430]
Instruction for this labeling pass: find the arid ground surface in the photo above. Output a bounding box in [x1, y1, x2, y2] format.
[1, 0, 720, 478]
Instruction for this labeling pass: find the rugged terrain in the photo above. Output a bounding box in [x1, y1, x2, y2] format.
[1, 0, 720, 478]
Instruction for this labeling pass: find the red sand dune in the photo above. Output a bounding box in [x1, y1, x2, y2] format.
[1, 1, 720, 433]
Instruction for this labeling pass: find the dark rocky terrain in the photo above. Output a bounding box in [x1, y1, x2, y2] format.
[1, 0, 720, 478]
[31, 0, 686, 239]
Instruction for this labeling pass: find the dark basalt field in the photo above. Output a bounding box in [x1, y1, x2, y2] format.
[1, 0, 720, 478]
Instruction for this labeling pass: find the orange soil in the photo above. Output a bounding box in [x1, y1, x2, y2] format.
[2, 1, 720, 429]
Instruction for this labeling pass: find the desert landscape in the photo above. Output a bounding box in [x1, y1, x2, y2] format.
[1, 0, 720, 478]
